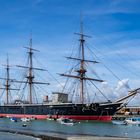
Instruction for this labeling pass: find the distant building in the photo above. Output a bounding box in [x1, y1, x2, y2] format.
[117, 106, 140, 115]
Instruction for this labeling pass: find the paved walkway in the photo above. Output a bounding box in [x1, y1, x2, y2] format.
[67, 136, 140, 140]
[0, 131, 38, 140]
[0, 128, 139, 140]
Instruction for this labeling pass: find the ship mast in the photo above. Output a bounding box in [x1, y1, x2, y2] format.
[15, 36, 49, 104]
[59, 22, 104, 104]
[5, 56, 10, 104]
[28, 37, 33, 104]
[79, 21, 86, 103]
[0, 55, 19, 104]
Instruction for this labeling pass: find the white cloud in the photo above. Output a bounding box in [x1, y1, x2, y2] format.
[115, 79, 130, 91]
[92, 79, 130, 102]
[100, 81, 116, 100]
[100, 79, 140, 105]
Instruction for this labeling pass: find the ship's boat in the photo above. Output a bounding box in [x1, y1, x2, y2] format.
[60, 118, 77, 126]
[112, 120, 127, 125]
[10, 117, 17, 122]
[21, 117, 31, 122]
[0, 23, 139, 121]
[124, 117, 140, 124]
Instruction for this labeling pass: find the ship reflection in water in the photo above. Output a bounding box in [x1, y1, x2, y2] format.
[0, 118, 140, 139]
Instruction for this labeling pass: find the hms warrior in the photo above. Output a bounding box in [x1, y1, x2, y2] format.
[0, 26, 139, 121]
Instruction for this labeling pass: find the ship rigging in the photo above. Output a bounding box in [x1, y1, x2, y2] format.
[0, 22, 139, 120]
[59, 22, 112, 104]
[0, 55, 19, 104]
[14, 37, 50, 104]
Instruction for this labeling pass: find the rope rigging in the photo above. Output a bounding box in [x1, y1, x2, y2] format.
[86, 40, 140, 78]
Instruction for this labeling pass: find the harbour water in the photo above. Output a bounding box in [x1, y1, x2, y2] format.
[0, 118, 140, 139]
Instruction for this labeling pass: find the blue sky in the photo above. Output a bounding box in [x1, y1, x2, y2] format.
[0, 0, 140, 104]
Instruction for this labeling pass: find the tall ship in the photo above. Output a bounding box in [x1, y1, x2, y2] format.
[0, 26, 139, 121]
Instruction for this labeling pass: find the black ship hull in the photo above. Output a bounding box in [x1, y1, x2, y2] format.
[0, 102, 122, 121]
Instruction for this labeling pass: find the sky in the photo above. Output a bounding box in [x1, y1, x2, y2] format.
[0, 0, 140, 105]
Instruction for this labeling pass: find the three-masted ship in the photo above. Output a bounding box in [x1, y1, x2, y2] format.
[0, 27, 139, 121]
